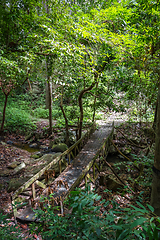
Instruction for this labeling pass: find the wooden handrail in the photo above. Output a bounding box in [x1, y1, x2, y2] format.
[12, 122, 96, 201]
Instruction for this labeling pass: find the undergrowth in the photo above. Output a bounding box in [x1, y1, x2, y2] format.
[29, 186, 160, 240]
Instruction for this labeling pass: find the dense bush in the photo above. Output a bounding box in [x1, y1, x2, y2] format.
[4, 107, 36, 133]
[30, 186, 160, 240]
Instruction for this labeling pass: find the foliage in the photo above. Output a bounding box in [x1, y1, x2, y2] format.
[30, 186, 160, 240]
[0, 213, 22, 240]
[31, 107, 49, 119]
[132, 154, 154, 187]
[4, 107, 36, 133]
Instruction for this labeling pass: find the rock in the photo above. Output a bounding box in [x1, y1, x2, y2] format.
[39, 145, 48, 151]
[7, 177, 30, 192]
[29, 143, 38, 148]
[52, 143, 68, 153]
[30, 154, 41, 159]
[13, 162, 26, 174]
[7, 140, 13, 145]
[7, 161, 21, 169]
[99, 174, 123, 192]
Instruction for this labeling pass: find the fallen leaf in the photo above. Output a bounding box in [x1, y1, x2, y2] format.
[20, 224, 28, 230]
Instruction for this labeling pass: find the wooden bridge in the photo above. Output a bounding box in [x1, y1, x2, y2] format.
[12, 122, 114, 221]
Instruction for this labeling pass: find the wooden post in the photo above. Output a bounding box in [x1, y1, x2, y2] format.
[93, 164, 95, 179]
[11, 198, 17, 222]
[85, 176, 87, 185]
[59, 159, 62, 174]
[32, 183, 36, 200]
[76, 145, 79, 154]
[94, 162, 100, 172]
[71, 151, 74, 159]
[69, 153, 71, 164]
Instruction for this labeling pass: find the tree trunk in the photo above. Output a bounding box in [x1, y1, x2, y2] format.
[78, 80, 97, 140]
[46, 58, 52, 134]
[152, 99, 158, 131]
[151, 78, 160, 216]
[60, 86, 69, 146]
[0, 93, 9, 135]
[48, 80, 52, 134]
[78, 60, 108, 139]
[92, 81, 99, 122]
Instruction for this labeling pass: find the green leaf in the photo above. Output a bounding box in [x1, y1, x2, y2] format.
[147, 204, 154, 212]
[130, 217, 147, 229]
[96, 228, 101, 236]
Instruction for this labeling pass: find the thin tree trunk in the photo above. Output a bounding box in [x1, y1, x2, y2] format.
[27, 78, 32, 91]
[151, 77, 160, 216]
[0, 93, 9, 135]
[45, 58, 52, 134]
[92, 81, 99, 122]
[60, 86, 69, 146]
[78, 60, 108, 139]
[78, 79, 97, 140]
[48, 80, 52, 134]
[152, 99, 158, 131]
[44, 0, 52, 135]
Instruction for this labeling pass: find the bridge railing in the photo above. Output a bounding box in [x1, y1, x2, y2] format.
[11, 123, 96, 216]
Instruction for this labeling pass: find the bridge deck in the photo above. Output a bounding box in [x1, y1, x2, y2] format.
[16, 122, 114, 221]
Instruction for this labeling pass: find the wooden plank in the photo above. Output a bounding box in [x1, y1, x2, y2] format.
[35, 180, 46, 189]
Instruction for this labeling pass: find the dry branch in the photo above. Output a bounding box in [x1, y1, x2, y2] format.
[109, 138, 140, 171]
[115, 128, 147, 149]
[103, 158, 135, 194]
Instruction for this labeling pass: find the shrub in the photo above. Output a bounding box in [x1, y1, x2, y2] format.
[29, 186, 160, 240]
[31, 107, 49, 119]
[5, 107, 36, 133]
[0, 214, 22, 240]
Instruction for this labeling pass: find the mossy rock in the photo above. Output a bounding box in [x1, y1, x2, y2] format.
[7, 161, 21, 169]
[30, 154, 41, 159]
[7, 177, 30, 192]
[52, 143, 68, 153]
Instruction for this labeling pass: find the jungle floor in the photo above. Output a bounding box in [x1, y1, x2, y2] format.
[0, 113, 154, 239]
